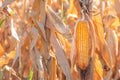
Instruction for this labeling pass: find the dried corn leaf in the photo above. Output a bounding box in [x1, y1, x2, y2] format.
[30, 18, 47, 41]
[110, 16, 120, 30]
[46, 6, 70, 36]
[23, 60, 32, 78]
[103, 41, 113, 80]
[30, 27, 44, 80]
[114, 0, 120, 14]
[0, 44, 4, 57]
[36, 21, 46, 41]
[4, 65, 20, 79]
[31, 0, 49, 61]
[86, 13, 97, 57]
[2, 0, 15, 8]
[94, 54, 103, 80]
[75, 20, 91, 70]
[103, 14, 119, 30]
[34, 47, 44, 80]
[105, 29, 118, 67]
[49, 50, 57, 80]
[31, 0, 46, 41]
[12, 42, 21, 67]
[50, 0, 61, 12]
[67, 0, 79, 17]
[39, 35, 49, 60]
[50, 32, 72, 80]
[7, 50, 16, 59]
[56, 33, 71, 59]
[11, 19, 20, 42]
[93, 14, 105, 51]
[104, 5, 117, 17]
[32, 0, 46, 25]
[0, 50, 16, 67]
[67, 0, 81, 17]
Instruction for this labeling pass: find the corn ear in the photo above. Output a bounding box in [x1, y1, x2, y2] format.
[75, 20, 91, 70]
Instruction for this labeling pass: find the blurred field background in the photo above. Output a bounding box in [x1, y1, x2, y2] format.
[0, 0, 120, 80]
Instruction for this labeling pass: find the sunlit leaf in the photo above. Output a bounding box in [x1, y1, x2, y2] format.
[11, 19, 20, 42]
[93, 14, 105, 50]
[0, 44, 4, 57]
[94, 54, 103, 80]
[110, 16, 120, 30]
[67, 0, 81, 18]
[0, 50, 16, 67]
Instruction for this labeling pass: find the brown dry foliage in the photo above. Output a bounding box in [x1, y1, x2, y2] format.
[0, 0, 120, 80]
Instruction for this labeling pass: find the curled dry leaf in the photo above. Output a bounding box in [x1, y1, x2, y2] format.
[11, 19, 20, 42]
[50, 32, 72, 80]
[34, 47, 44, 80]
[105, 29, 118, 68]
[46, 6, 70, 37]
[30, 27, 44, 80]
[56, 33, 71, 59]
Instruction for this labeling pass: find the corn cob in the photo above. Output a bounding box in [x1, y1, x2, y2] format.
[75, 20, 90, 70]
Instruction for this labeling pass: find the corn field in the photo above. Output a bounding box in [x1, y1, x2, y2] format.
[0, 0, 120, 80]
